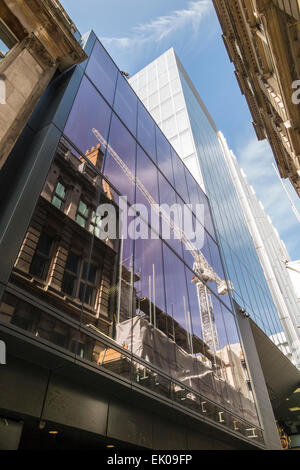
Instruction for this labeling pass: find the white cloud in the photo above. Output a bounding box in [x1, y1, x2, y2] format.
[101, 1, 212, 49]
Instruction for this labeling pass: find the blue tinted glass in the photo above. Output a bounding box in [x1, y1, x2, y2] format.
[197, 185, 215, 239]
[184, 168, 200, 210]
[64, 76, 111, 158]
[136, 145, 159, 214]
[114, 73, 138, 135]
[86, 40, 118, 105]
[158, 172, 183, 258]
[104, 113, 136, 204]
[155, 126, 174, 185]
[137, 102, 155, 159]
[171, 148, 189, 203]
[135, 237, 166, 320]
[162, 243, 190, 353]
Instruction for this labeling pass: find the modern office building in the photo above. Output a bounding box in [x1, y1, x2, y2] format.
[287, 260, 300, 304]
[219, 134, 300, 368]
[212, 0, 300, 196]
[0, 22, 286, 448]
[130, 47, 300, 444]
[129, 48, 300, 368]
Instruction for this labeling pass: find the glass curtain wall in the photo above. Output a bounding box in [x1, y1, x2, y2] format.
[177, 64, 285, 340]
[0, 38, 263, 444]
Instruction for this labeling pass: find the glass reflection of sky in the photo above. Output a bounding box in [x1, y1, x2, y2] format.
[61, 38, 260, 427]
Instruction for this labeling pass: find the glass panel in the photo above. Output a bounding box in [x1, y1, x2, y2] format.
[64, 76, 112, 159]
[86, 40, 118, 105]
[104, 113, 136, 204]
[137, 102, 155, 159]
[171, 149, 189, 203]
[76, 214, 86, 228]
[162, 244, 204, 395]
[86, 338, 132, 381]
[134, 236, 166, 334]
[66, 252, 80, 274]
[79, 283, 94, 305]
[158, 172, 183, 257]
[36, 232, 53, 257]
[136, 145, 159, 215]
[221, 304, 259, 426]
[62, 272, 76, 296]
[114, 73, 138, 135]
[52, 196, 62, 210]
[197, 185, 216, 240]
[78, 201, 89, 217]
[82, 262, 97, 283]
[184, 265, 217, 401]
[133, 364, 172, 401]
[155, 126, 174, 185]
[56, 182, 66, 199]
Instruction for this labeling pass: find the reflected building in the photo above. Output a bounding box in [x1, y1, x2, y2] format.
[129, 48, 300, 367]
[0, 28, 284, 450]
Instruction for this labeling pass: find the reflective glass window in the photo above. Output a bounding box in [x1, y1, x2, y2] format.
[137, 102, 155, 159]
[114, 73, 138, 135]
[134, 236, 166, 330]
[158, 172, 183, 257]
[136, 145, 159, 215]
[86, 40, 118, 105]
[171, 148, 189, 203]
[155, 126, 174, 185]
[29, 232, 54, 281]
[52, 181, 66, 210]
[64, 76, 112, 158]
[104, 113, 136, 204]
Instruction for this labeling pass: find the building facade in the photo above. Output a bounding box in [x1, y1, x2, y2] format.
[0, 28, 282, 449]
[219, 133, 300, 368]
[0, 0, 86, 170]
[212, 0, 300, 196]
[129, 48, 298, 366]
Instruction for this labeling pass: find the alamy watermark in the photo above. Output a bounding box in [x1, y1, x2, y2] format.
[95, 196, 205, 250]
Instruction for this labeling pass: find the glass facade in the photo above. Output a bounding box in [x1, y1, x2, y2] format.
[130, 48, 286, 345]
[0, 35, 264, 445]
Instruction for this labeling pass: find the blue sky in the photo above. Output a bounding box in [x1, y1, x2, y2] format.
[61, 0, 300, 260]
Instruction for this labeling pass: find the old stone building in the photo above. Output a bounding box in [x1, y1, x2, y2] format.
[213, 0, 300, 196]
[0, 0, 86, 170]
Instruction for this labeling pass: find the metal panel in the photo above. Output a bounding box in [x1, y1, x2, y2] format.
[28, 66, 85, 133]
[107, 399, 152, 449]
[0, 355, 48, 418]
[0, 418, 23, 450]
[42, 373, 108, 436]
[152, 414, 188, 450]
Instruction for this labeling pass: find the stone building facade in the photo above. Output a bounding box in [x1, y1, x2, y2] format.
[0, 0, 86, 170]
[213, 0, 300, 195]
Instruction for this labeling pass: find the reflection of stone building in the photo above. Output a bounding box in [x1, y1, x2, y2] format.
[213, 0, 300, 195]
[217, 343, 252, 400]
[10, 140, 117, 336]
